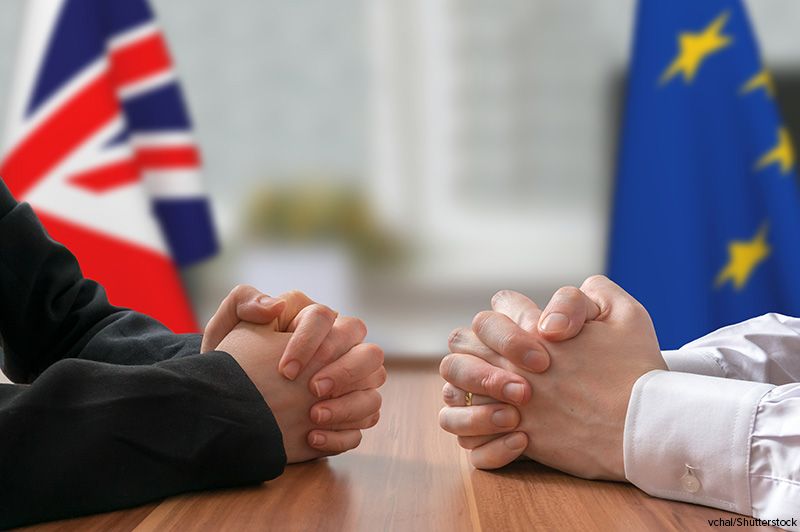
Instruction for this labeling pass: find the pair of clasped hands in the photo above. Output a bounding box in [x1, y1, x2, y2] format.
[200, 285, 386, 464]
[438, 275, 668, 481]
[205, 275, 668, 482]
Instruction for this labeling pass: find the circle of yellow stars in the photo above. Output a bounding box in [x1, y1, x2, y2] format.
[659, 9, 796, 291]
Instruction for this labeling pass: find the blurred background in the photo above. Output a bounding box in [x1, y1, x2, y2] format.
[1, 0, 799, 356]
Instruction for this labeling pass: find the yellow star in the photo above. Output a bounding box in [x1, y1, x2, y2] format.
[715, 222, 770, 291]
[755, 127, 795, 175]
[660, 11, 733, 85]
[740, 68, 775, 98]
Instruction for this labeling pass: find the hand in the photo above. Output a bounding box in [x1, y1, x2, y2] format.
[204, 286, 386, 456]
[440, 276, 668, 480]
[218, 320, 383, 463]
[440, 283, 617, 468]
[202, 285, 338, 380]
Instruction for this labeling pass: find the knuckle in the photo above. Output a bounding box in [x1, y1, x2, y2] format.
[344, 317, 368, 338]
[372, 366, 388, 388]
[231, 284, 251, 298]
[442, 383, 458, 404]
[339, 358, 361, 384]
[282, 289, 308, 301]
[315, 341, 337, 365]
[495, 330, 524, 360]
[362, 343, 384, 366]
[447, 327, 470, 351]
[457, 436, 478, 450]
[371, 390, 383, 412]
[438, 407, 451, 430]
[349, 431, 363, 451]
[490, 290, 514, 307]
[480, 370, 505, 397]
[479, 372, 496, 395]
[305, 303, 333, 322]
[554, 285, 581, 303]
[581, 275, 608, 291]
[439, 353, 457, 378]
[471, 311, 493, 333]
[365, 412, 380, 428]
[335, 402, 353, 422]
[292, 335, 318, 359]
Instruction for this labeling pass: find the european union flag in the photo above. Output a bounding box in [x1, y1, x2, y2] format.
[609, 0, 800, 349]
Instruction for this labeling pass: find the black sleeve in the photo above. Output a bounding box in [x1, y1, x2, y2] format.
[0, 352, 285, 530]
[0, 180, 287, 529]
[0, 179, 195, 382]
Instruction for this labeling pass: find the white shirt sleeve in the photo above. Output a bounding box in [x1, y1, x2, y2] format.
[661, 313, 800, 384]
[624, 314, 800, 530]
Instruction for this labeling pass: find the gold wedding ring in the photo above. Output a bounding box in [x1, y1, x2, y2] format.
[465, 391, 473, 406]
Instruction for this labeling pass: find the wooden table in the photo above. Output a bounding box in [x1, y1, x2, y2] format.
[15, 360, 778, 532]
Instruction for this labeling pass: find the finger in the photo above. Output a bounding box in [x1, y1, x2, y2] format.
[273, 289, 318, 331]
[469, 432, 529, 470]
[579, 274, 641, 323]
[308, 429, 363, 455]
[442, 383, 497, 407]
[322, 366, 386, 400]
[201, 285, 285, 353]
[438, 404, 520, 437]
[309, 317, 368, 366]
[278, 303, 337, 380]
[439, 353, 531, 405]
[447, 328, 505, 366]
[310, 389, 382, 426]
[490, 290, 542, 333]
[309, 341, 383, 398]
[536, 285, 602, 342]
[472, 310, 550, 373]
[324, 411, 381, 432]
[348, 366, 388, 393]
[457, 434, 504, 450]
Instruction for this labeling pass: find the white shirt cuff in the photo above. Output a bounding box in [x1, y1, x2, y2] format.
[624, 370, 773, 514]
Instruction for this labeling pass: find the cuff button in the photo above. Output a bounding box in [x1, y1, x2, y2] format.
[680, 471, 700, 493]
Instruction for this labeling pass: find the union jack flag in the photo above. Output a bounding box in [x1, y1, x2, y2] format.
[1, 0, 218, 333]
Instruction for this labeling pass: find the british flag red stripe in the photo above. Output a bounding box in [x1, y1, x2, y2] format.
[38, 210, 199, 333]
[137, 146, 201, 169]
[110, 32, 172, 88]
[1, 72, 117, 199]
[68, 159, 139, 193]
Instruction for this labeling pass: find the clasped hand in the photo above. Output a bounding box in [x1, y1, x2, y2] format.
[439, 275, 666, 481]
[203, 285, 386, 464]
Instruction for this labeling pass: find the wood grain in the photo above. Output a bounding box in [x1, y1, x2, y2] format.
[10, 359, 781, 531]
[11, 504, 158, 532]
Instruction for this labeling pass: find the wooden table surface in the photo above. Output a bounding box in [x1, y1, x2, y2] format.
[14, 359, 778, 532]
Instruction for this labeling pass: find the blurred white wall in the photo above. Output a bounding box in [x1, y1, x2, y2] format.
[0, 0, 799, 355]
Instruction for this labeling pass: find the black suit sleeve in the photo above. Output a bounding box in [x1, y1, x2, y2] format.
[0, 182, 194, 382]
[0, 180, 286, 529]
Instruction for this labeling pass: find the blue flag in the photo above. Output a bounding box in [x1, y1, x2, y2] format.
[609, 0, 800, 349]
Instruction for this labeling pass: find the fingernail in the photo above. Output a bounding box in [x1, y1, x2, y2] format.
[503, 382, 525, 404]
[504, 432, 527, 451]
[523, 350, 545, 372]
[311, 433, 327, 447]
[492, 408, 517, 429]
[540, 312, 569, 333]
[314, 378, 334, 398]
[258, 296, 282, 309]
[282, 360, 301, 380]
[315, 407, 332, 424]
